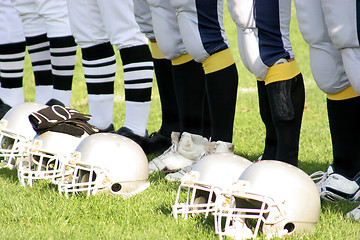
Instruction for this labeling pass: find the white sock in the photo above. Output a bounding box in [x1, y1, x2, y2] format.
[123, 100, 151, 136]
[87, 94, 114, 129]
[0, 87, 24, 107]
[52, 89, 72, 107]
[35, 85, 53, 104]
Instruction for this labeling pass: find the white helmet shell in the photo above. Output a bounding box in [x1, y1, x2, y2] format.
[217, 160, 320, 239]
[173, 153, 252, 219]
[0, 102, 47, 169]
[58, 133, 150, 198]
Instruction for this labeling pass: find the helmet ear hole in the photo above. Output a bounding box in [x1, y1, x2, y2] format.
[194, 189, 217, 204]
[1, 137, 14, 149]
[78, 170, 96, 183]
[111, 183, 122, 192]
[284, 222, 295, 234]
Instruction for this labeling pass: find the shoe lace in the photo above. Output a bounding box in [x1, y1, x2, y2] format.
[168, 165, 193, 180]
[156, 141, 178, 160]
[310, 170, 327, 182]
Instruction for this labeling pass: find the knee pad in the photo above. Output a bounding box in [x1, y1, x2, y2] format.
[308, 45, 349, 95]
[154, 26, 187, 60]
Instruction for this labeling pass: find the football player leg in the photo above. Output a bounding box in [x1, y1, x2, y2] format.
[12, 0, 53, 104]
[0, 0, 26, 114]
[321, 0, 360, 187]
[229, 0, 304, 166]
[12, 0, 76, 106]
[321, 0, 360, 95]
[80, 42, 116, 132]
[265, 70, 305, 167]
[147, 0, 216, 173]
[99, 0, 154, 144]
[295, 0, 360, 201]
[66, 0, 116, 131]
[171, 0, 239, 143]
[256, 81, 277, 160]
[133, 0, 178, 154]
[147, 42, 178, 154]
[35, 0, 76, 107]
[257, 0, 304, 167]
[149, 0, 237, 179]
[150, 0, 208, 138]
[229, 0, 277, 159]
[0, 42, 26, 109]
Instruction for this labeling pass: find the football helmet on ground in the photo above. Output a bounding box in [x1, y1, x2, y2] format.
[58, 133, 150, 198]
[0, 102, 47, 169]
[17, 131, 88, 186]
[215, 160, 320, 239]
[173, 153, 252, 220]
[165, 140, 235, 182]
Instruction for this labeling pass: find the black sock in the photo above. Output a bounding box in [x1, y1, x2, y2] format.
[202, 93, 211, 139]
[172, 60, 206, 135]
[153, 58, 180, 137]
[328, 96, 360, 178]
[205, 63, 238, 142]
[266, 74, 305, 166]
[257, 80, 277, 159]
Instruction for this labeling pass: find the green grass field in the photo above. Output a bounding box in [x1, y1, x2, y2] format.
[1, 4, 359, 240]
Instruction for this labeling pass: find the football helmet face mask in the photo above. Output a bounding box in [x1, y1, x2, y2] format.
[0, 102, 47, 169]
[17, 131, 88, 186]
[58, 133, 150, 198]
[173, 153, 252, 220]
[216, 160, 320, 239]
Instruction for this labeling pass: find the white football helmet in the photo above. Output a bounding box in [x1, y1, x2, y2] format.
[17, 131, 88, 187]
[173, 153, 252, 220]
[58, 133, 150, 198]
[0, 102, 47, 169]
[215, 160, 320, 239]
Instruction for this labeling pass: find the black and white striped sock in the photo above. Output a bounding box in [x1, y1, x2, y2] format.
[0, 41, 26, 106]
[26, 33, 53, 104]
[49, 35, 77, 106]
[81, 42, 116, 129]
[120, 44, 153, 136]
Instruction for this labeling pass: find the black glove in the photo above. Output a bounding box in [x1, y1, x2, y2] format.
[29, 105, 99, 136]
